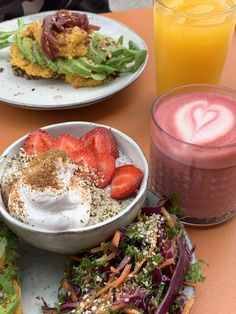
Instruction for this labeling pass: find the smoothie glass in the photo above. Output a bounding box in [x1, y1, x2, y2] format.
[153, 0, 236, 95]
[150, 84, 236, 226]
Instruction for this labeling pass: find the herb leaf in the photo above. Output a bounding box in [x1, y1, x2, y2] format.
[0, 237, 7, 257]
[185, 260, 206, 282]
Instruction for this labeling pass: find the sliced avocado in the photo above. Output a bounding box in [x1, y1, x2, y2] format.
[66, 59, 91, 77]
[86, 34, 106, 64]
[87, 33, 125, 65]
[14, 35, 26, 58]
[21, 37, 36, 63]
[26, 39, 58, 72]
[56, 58, 76, 76]
[80, 57, 116, 75]
[45, 59, 58, 72]
[91, 72, 106, 81]
[94, 34, 123, 58]
[14, 34, 57, 71]
[32, 41, 47, 66]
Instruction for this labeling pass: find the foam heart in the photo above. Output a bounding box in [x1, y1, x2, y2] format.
[175, 100, 234, 145]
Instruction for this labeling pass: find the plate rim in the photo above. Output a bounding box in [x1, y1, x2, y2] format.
[0, 10, 148, 110]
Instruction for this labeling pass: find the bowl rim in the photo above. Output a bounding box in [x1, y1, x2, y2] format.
[0, 121, 149, 235]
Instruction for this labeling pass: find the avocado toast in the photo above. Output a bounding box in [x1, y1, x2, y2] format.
[0, 221, 22, 314]
[0, 10, 147, 88]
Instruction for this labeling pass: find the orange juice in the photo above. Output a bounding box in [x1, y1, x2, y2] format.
[154, 0, 236, 95]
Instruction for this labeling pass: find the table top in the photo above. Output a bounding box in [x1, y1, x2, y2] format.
[0, 8, 236, 314]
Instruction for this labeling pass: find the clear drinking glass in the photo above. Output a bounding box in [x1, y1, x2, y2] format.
[153, 0, 236, 95]
[150, 84, 236, 226]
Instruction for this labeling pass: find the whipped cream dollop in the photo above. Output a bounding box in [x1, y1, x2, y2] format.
[7, 150, 91, 231]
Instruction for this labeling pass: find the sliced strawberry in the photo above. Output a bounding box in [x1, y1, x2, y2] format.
[22, 129, 54, 155]
[96, 153, 116, 189]
[80, 127, 119, 159]
[53, 134, 84, 157]
[70, 149, 97, 178]
[111, 165, 144, 200]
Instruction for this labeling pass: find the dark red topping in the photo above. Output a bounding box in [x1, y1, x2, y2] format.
[41, 10, 100, 60]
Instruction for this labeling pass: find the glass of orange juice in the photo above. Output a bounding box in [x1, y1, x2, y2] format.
[154, 0, 236, 95]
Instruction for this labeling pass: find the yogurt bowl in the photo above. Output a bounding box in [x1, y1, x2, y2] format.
[0, 122, 148, 254]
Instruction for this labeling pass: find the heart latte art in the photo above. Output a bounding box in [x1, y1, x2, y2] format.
[175, 100, 234, 145]
[156, 91, 236, 146]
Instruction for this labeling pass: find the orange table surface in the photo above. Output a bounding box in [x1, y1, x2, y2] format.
[1, 8, 236, 314]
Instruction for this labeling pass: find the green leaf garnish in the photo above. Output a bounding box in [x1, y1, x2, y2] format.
[185, 260, 206, 282]
[0, 238, 7, 257]
[166, 195, 181, 215]
[0, 18, 26, 50]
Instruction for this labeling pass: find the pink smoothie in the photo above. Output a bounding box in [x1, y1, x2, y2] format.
[150, 87, 236, 224]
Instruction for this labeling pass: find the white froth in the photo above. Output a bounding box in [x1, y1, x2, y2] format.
[174, 99, 234, 145]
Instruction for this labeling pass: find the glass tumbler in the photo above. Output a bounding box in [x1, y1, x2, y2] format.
[150, 84, 236, 225]
[153, 0, 236, 95]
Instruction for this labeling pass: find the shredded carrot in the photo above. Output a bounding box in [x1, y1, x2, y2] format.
[124, 309, 142, 314]
[160, 257, 175, 269]
[182, 297, 195, 314]
[97, 310, 108, 314]
[107, 251, 117, 261]
[112, 230, 121, 248]
[161, 207, 175, 228]
[103, 294, 112, 301]
[113, 263, 132, 288]
[130, 258, 146, 277]
[106, 276, 116, 285]
[111, 303, 128, 311]
[65, 254, 80, 262]
[96, 264, 132, 297]
[110, 266, 119, 274]
[90, 245, 105, 253]
[61, 279, 78, 302]
[184, 281, 198, 288]
[82, 299, 94, 311]
[70, 286, 78, 302]
[61, 279, 69, 290]
[137, 209, 142, 221]
[95, 280, 115, 297]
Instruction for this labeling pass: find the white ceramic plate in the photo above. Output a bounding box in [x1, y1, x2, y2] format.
[18, 191, 195, 314]
[0, 11, 148, 110]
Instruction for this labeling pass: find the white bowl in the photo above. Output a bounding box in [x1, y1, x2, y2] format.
[0, 122, 148, 254]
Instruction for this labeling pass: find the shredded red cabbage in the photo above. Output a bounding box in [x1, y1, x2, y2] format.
[154, 238, 191, 314]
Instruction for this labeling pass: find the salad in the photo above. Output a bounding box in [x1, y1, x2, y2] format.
[42, 200, 204, 314]
[0, 220, 22, 314]
[0, 10, 147, 88]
